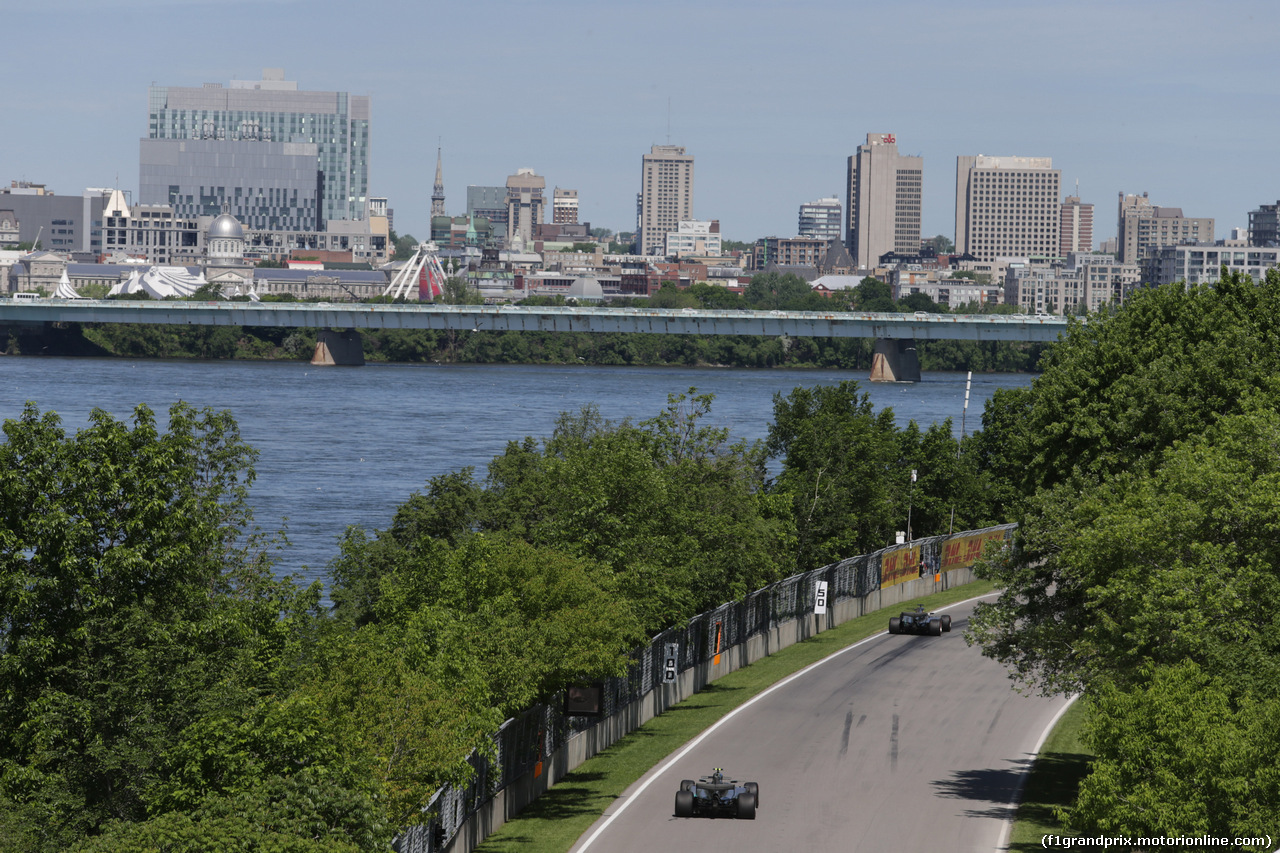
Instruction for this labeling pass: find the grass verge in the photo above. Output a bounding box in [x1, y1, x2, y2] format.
[1008, 697, 1093, 851]
[473, 579, 997, 853]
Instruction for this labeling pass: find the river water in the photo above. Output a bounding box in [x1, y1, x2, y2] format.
[1, 358, 1034, 587]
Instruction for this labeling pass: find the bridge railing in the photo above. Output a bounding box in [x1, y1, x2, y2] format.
[394, 522, 1016, 852]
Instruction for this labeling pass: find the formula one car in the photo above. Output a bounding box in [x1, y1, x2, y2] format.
[674, 768, 759, 819]
[888, 604, 952, 636]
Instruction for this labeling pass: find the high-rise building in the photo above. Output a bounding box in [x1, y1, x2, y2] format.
[847, 133, 922, 268]
[1060, 195, 1094, 255]
[637, 145, 694, 256]
[798, 196, 842, 242]
[955, 155, 1062, 262]
[1116, 193, 1213, 263]
[553, 188, 579, 225]
[1247, 200, 1280, 247]
[505, 169, 545, 247]
[139, 139, 323, 231]
[144, 69, 370, 225]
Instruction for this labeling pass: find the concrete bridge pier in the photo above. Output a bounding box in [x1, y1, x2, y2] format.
[870, 338, 920, 383]
[311, 328, 365, 366]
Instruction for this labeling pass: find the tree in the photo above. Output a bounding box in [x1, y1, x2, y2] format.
[439, 276, 483, 305]
[765, 382, 903, 569]
[0, 402, 319, 847]
[923, 234, 954, 254]
[852, 277, 895, 312]
[743, 272, 813, 310]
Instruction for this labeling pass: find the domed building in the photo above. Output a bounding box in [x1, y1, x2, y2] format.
[207, 212, 246, 263]
[202, 210, 254, 295]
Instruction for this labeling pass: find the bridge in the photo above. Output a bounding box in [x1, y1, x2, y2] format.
[0, 299, 1068, 379]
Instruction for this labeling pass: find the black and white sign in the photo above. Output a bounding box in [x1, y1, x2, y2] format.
[815, 580, 829, 615]
[662, 642, 679, 683]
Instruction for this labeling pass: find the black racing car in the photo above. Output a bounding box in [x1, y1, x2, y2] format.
[674, 768, 759, 819]
[888, 604, 952, 636]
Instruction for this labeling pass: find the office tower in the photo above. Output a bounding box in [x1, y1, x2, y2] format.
[0, 182, 113, 254]
[798, 196, 842, 242]
[431, 149, 446, 217]
[1060, 195, 1094, 254]
[505, 169, 545, 247]
[846, 133, 922, 267]
[553, 188, 579, 224]
[955, 155, 1062, 262]
[1116, 193, 1213, 263]
[637, 145, 694, 256]
[144, 68, 370, 225]
[139, 138, 323, 231]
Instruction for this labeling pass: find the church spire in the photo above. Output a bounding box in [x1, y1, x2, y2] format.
[431, 146, 446, 217]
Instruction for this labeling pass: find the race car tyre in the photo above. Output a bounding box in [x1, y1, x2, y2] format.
[679, 779, 694, 792]
[675, 790, 694, 818]
[941, 614, 952, 632]
[737, 792, 756, 820]
[888, 616, 901, 634]
[745, 782, 759, 807]
[929, 618, 942, 636]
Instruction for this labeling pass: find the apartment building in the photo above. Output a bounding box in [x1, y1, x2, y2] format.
[797, 196, 842, 242]
[1248, 201, 1280, 247]
[505, 169, 546, 247]
[1116, 193, 1213, 263]
[1060, 195, 1094, 254]
[666, 220, 721, 258]
[955, 155, 1061, 262]
[1142, 244, 1280, 287]
[637, 145, 694, 256]
[553, 188, 579, 224]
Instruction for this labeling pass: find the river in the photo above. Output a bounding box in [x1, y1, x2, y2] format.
[2, 358, 1034, 587]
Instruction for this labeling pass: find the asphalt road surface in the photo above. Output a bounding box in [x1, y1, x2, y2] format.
[570, 594, 1070, 853]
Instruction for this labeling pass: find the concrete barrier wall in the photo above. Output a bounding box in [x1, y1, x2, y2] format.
[444, 565, 977, 852]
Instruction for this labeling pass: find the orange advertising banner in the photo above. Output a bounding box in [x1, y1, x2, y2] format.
[881, 545, 921, 588]
[940, 529, 1009, 572]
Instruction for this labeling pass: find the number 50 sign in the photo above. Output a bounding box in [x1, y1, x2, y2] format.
[814, 581, 829, 615]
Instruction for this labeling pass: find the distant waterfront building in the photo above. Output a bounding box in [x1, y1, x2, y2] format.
[505, 169, 546, 247]
[637, 145, 694, 256]
[955, 155, 1062, 262]
[0, 209, 19, 247]
[666, 220, 721, 258]
[847, 133, 922, 268]
[1248, 201, 1280, 247]
[145, 68, 370, 224]
[1005, 252, 1138, 314]
[553, 188, 579, 224]
[139, 138, 323, 231]
[1142, 244, 1280, 287]
[467, 186, 509, 236]
[751, 235, 827, 270]
[1059, 195, 1094, 254]
[797, 196, 842, 242]
[0, 182, 113, 255]
[1116, 193, 1213, 263]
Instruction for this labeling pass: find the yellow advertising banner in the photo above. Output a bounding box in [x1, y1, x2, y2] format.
[940, 529, 1008, 572]
[881, 545, 921, 588]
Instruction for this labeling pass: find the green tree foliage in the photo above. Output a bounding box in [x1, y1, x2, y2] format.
[0, 402, 338, 848]
[1067, 662, 1280, 840]
[766, 381, 974, 570]
[331, 392, 795, 634]
[966, 269, 1280, 836]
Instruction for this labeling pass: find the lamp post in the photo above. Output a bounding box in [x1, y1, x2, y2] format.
[907, 468, 917, 542]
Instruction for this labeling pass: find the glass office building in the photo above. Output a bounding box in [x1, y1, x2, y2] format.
[144, 69, 369, 225]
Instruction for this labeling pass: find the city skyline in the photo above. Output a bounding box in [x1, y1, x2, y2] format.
[6, 0, 1278, 245]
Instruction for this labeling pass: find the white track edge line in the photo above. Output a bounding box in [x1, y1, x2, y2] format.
[574, 590, 997, 853]
[997, 692, 1081, 852]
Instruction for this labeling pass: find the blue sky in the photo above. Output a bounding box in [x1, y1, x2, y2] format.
[9, 0, 1278, 244]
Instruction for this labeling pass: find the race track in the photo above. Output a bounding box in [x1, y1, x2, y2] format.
[570, 595, 1069, 853]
